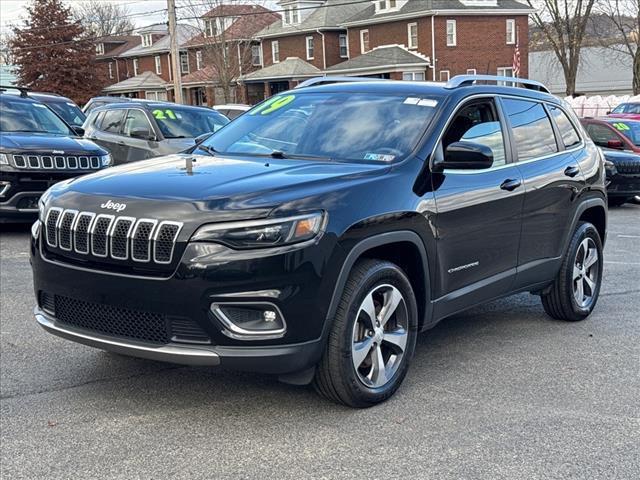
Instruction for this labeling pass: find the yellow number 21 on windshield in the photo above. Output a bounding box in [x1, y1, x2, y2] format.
[250, 95, 295, 116]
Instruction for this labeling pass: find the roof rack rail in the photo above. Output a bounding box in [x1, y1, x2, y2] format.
[445, 75, 551, 94]
[0, 85, 31, 98]
[295, 76, 386, 89]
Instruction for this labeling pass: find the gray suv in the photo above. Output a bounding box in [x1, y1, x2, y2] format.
[83, 101, 229, 164]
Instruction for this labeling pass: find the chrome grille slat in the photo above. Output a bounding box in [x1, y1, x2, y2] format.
[13, 155, 26, 168]
[67, 156, 78, 169]
[90, 156, 100, 169]
[28, 155, 40, 168]
[44, 208, 182, 266]
[110, 217, 135, 260]
[73, 212, 95, 254]
[79, 156, 89, 169]
[153, 222, 182, 264]
[45, 208, 63, 247]
[91, 214, 114, 257]
[131, 219, 157, 263]
[41, 156, 53, 169]
[54, 156, 66, 169]
[58, 210, 78, 251]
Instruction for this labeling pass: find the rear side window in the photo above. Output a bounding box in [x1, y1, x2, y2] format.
[548, 105, 581, 148]
[502, 98, 558, 161]
[586, 123, 620, 147]
[100, 109, 125, 134]
[122, 109, 152, 137]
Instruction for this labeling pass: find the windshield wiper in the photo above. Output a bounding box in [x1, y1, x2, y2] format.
[198, 144, 218, 156]
[270, 150, 288, 159]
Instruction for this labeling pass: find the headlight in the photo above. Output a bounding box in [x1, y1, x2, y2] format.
[99, 154, 112, 167]
[191, 212, 326, 249]
[0, 153, 9, 165]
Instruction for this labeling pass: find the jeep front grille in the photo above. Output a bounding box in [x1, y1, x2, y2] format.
[615, 160, 640, 175]
[12, 154, 101, 170]
[44, 208, 182, 265]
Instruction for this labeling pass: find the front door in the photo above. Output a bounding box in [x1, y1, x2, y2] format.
[432, 98, 524, 316]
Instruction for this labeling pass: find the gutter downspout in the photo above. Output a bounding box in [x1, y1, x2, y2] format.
[431, 14, 436, 81]
[316, 29, 326, 72]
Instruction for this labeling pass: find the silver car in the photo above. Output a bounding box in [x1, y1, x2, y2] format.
[83, 101, 229, 164]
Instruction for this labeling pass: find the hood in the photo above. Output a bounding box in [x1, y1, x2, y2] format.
[62, 153, 389, 203]
[602, 149, 640, 163]
[0, 132, 106, 155]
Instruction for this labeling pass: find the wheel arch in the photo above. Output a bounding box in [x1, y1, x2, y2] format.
[324, 231, 433, 336]
[574, 198, 607, 247]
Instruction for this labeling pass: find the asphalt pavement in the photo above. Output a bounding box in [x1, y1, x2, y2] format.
[1, 205, 639, 480]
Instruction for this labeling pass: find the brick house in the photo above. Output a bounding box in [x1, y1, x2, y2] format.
[181, 4, 280, 106]
[100, 25, 198, 101]
[247, 0, 532, 98]
[339, 0, 532, 81]
[245, 0, 370, 98]
[94, 35, 141, 84]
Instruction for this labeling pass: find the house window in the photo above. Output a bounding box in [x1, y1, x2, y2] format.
[497, 66, 515, 86]
[108, 62, 113, 79]
[155, 55, 162, 75]
[402, 72, 425, 81]
[407, 22, 418, 49]
[205, 19, 216, 37]
[196, 50, 203, 70]
[95, 43, 104, 55]
[145, 90, 168, 101]
[506, 19, 516, 44]
[360, 30, 369, 54]
[141, 34, 153, 48]
[439, 70, 450, 81]
[446, 20, 457, 46]
[272, 40, 280, 63]
[467, 68, 477, 75]
[251, 44, 262, 66]
[339, 34, 348, 58]
[292, 6, 299, 23]
[133, 58, 139, 76]
[180, 52, 190, 74]
[306, 36, 314, 60]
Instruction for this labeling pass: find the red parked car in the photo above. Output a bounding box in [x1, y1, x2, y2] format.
[607, 102, 640, 120]
[580, 117, 640, 153]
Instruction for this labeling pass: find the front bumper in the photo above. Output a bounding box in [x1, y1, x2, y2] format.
[35, 307, 323, 372]
[31, 227, 337, 375]
[607, 173, 640, 197]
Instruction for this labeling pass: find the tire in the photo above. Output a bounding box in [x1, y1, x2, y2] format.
[313, 259, 418, 408]
[541, 222, 603, 321]
[608, 197, 630, 207]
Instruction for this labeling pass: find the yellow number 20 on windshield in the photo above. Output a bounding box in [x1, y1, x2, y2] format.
[250, 95, 295, 116]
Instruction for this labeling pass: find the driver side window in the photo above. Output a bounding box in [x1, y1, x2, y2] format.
[122, 109, 152, 137]
[442, 100, 506, 167]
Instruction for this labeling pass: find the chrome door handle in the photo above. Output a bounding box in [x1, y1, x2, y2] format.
[500, 178, 522, 191]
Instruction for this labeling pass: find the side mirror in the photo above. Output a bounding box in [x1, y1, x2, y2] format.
[194, 132, 213, 145]
[72, 126, 85, 136]
[607, 139, 625, 149]
[436, 141, 494, 170]
[130, 127, 155, 141]
[606, 110, 612, 115]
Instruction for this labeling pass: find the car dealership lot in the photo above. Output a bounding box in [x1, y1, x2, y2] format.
[1, 206, 638, 479]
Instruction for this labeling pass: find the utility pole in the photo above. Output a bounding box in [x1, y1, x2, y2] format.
[167, 0, 183, 104]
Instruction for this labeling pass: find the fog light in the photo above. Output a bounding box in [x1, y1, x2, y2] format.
[210, 303, 286, 340]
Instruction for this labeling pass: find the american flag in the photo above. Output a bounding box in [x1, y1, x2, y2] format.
[512, 41, 521, 78]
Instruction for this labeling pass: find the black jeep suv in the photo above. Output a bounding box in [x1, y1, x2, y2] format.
[31, 76, 607, 407]
[1, 87, 111, 223]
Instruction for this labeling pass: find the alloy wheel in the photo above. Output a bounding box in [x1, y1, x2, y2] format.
[351, 284, 409, 388]
[573, 238, 599, 308]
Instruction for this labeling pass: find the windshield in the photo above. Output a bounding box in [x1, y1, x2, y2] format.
[609, 120, 640, 146]
[150, 106, 229, 139]
[0, 98, 74, 135]
[45, 100, 86, 127]
[613, 103, 640, 114]
[200, 92, 439, 162]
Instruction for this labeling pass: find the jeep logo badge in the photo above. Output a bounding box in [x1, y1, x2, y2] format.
[100, 200, 127, 212]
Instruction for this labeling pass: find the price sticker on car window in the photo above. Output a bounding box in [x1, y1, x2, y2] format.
[153, 109, 178, 120]
[250, 95, 295, 116]
[613, 122, 630, 131]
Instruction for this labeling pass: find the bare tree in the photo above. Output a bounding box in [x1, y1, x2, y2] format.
[179, 0, 279, 103]
[73, 1, 136, 37]
[595, 0, 640, 94]
[527, 0, 597, 96]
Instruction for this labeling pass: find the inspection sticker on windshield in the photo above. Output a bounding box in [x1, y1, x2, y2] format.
[364, 153, 395, 162]
[404, 97, 438, 107]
